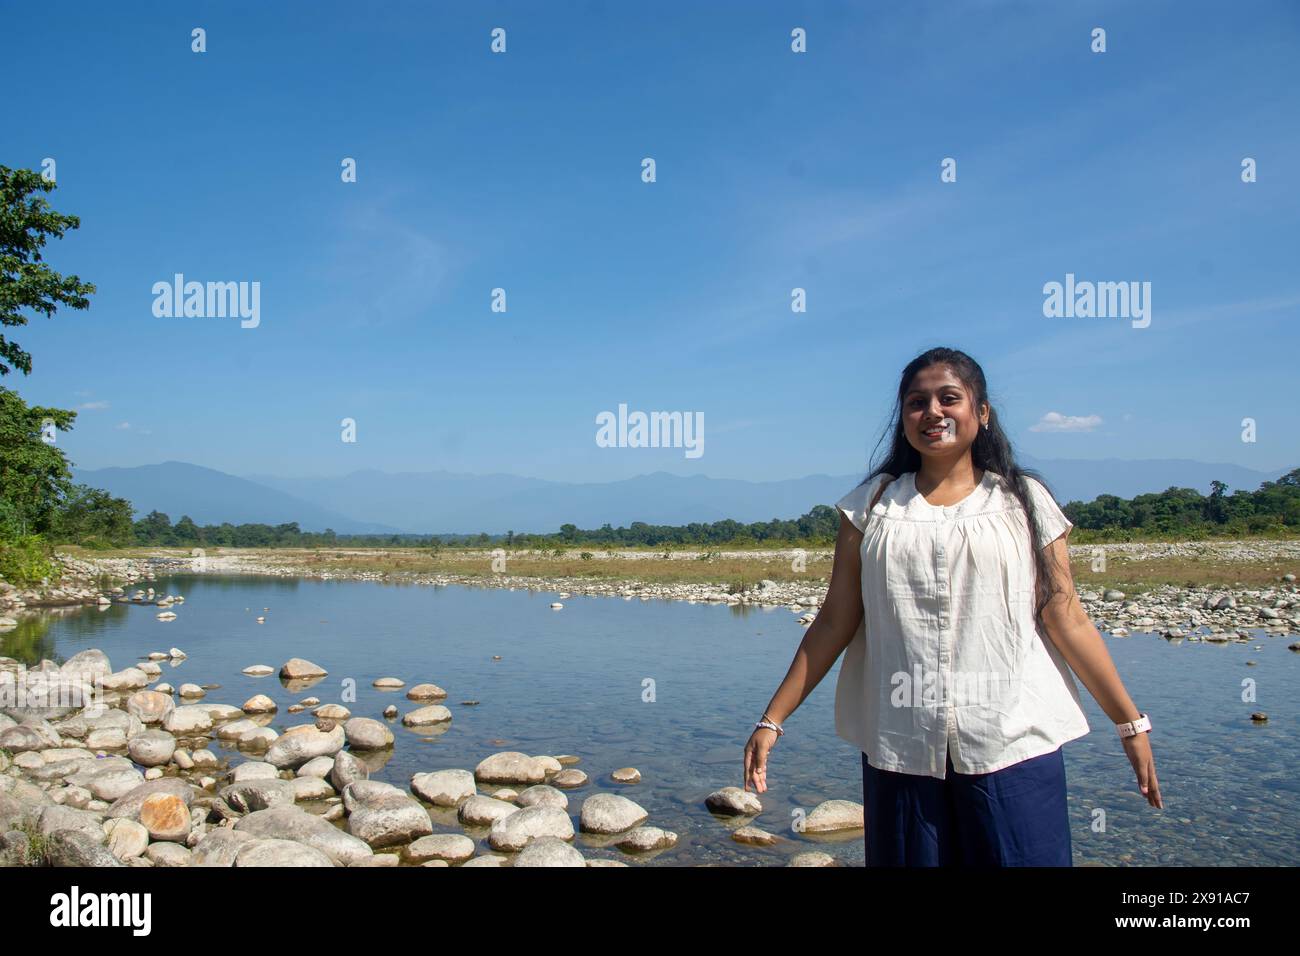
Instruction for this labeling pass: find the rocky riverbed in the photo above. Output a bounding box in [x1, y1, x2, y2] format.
[0, 648, 854, 867]
[0, 554, 194, 622]
[4, 542, 1300, 643]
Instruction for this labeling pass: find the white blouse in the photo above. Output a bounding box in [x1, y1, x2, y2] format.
[833, 469, 1090, 778]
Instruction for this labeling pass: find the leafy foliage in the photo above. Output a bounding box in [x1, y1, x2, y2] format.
[0, 166, 96, 377]
[0, 533, 60, 586]
[0, 385, 77, 537]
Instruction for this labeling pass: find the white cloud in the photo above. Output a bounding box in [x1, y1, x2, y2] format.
[322, 199, 458, 328]
[78, 400, 110, 410]
[115, 422, 131, 430]
[1030, 412, 1103, 433]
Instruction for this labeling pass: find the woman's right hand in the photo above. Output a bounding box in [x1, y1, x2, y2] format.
[743, 727, 779, 793]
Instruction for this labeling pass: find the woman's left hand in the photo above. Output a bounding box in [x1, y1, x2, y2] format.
[1121, 732, 1162, 808]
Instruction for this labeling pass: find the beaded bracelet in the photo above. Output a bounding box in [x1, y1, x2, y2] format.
[755, 712, 785, 736]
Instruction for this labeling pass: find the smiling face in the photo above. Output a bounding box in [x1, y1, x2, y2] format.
[902, 364, 989, 459]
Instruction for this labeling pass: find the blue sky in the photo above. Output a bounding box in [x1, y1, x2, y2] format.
[5, 0, 1299, 482]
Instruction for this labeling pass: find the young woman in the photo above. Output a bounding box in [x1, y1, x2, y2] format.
[743, 347, 1161, 866]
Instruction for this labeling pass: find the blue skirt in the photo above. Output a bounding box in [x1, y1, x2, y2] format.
[860, 746, 1073, 866]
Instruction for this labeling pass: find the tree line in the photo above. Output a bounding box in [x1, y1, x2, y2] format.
[109, 468, 1300, 550]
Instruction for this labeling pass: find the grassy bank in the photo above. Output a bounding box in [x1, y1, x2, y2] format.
[55, 541, 1300, 597]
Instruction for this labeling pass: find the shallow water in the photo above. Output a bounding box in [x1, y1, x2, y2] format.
[5, 573, 1296, 866]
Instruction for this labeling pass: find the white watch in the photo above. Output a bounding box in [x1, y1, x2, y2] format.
[1116, 712, 1151, 738]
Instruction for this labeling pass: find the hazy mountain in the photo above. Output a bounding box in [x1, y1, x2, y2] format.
[73, 462, 400, 534]
[245, 457, 1291, 534]
[73, 458, 1293, 536]
[242, 468, 853, 536]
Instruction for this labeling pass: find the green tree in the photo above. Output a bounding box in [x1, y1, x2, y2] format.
[0, 385, 77, 536]
[48, 483, 134, 545]
[134, 510, 174, 545]
[1, 166, 96, 377]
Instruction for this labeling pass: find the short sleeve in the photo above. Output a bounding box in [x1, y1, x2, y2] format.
[1025, 476, 1073, 548]
[835, 474, 890, 533]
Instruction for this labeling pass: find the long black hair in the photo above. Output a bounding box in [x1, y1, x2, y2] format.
[854, 347, 1070, 620]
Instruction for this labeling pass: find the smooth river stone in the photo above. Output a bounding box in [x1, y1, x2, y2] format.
[140, 792, 190, 842]
[219, 779, 299, 813]
[67, 763, 145, 802]
[45, 830, 122, 867]
[161, 705, 213, 735]
[342, 781, 433, 849]
[474, 751, 546, 785]
[410, 769, 476, 807]
[579, 793, 649, 834]
[241, 694, 277, 714]
[125, 690, 174, 725]
[127, 729, 177, 768]
[234, 805, 372, 865]
[216, 718, 259, 740]
[400, 833, 476, 864]
[516, 784, 568, 809]
[145, 842, 192, 867]
[732, 825, 777, 846]
[288, 776, 336, 802]
[705, 786, 762, 815]
[238, 727, 278, 751]
[103, 818, 150, 860]
[512, 836, 586, 867]
[39, 805, 108, 843]
[231, 761, 280, 783]
[615, 826, 678, 851]
[802, 799, 864, 833]
[235, 838, 335, 867]
[190, 828, 255, 867]
[106, 778, 195, 821]
[101, 668, 150, 691]
[264, 724, 345, 770]
[200, 703, 244, 721]
[550, 769, 588, 789]
[488, 804, 575, 851]
[83, 727, 127, 750]
[329, 750, 368, 791]
[60, 649, 112, 682]
[405, 683, 446, 700]
[457, 794, 519, 827]
[279, 658, 328, 679]
[401, 705, 452, 727]
[296, 756, 335, 779]
[344, 717, 393, 750]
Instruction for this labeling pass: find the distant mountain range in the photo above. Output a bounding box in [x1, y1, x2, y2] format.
[72, 462, 400, 535]
[72, 457, 1293, 536]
